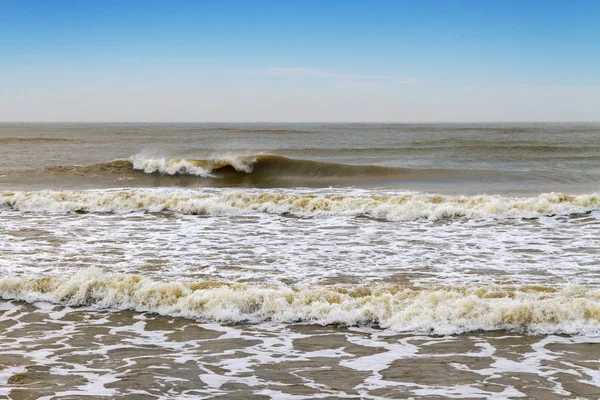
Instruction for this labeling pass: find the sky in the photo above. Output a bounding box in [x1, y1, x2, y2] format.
[1, 0, 599, 122]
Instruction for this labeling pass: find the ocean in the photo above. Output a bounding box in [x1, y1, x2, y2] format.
[0, 122, 599, 399]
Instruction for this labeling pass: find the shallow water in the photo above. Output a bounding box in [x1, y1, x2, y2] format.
[0, 123, 599, 398]
[1, 301, 599, 399]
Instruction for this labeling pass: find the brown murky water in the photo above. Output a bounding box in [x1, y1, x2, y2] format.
[0, 123, 599, 399]
[1, 302, 599, 399]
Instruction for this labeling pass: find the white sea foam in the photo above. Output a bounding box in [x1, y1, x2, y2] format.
[130, 155, 257, 176]
[0, 189, 598, 221]
[130, 156, 214, 176]
[1, 268, 599, 335]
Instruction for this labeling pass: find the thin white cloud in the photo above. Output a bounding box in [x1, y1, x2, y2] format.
[244, 67, 419, 85]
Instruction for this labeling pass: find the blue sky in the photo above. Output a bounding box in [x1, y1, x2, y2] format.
[1, 0, 599, 122]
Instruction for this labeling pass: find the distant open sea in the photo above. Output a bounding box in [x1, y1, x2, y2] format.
[1, 122, 599, 399]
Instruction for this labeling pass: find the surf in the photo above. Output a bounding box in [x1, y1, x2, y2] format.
[1, 268, 598, 335]
[0, 153, 542, 189]
[1, 189, 598, 221]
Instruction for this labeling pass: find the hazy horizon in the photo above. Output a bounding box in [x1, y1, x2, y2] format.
[2, 120, 600, 124]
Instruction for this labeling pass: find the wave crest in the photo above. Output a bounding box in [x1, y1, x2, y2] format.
[128, 154, 400, 179]
[3, 154, 562, 188]
[1, 268, 598, 335]
[130, 155, 259, 176]
[0, 190, 598, 221]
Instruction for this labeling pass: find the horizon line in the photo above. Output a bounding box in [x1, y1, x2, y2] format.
[1, 120, 599, 124]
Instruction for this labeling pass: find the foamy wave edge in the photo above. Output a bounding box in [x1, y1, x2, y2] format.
[1, 268, 599, 335]
[130, 155, 256, 176]
[0, 190, 598, 221]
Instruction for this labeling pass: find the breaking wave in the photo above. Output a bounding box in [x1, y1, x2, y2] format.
[31, 154, 487, 183]
[130, 155, 260, 176]
[0, 268, 598, 335]
[0, 190, 598, 221]
[128, 154, 415, 180]
[2, 154, 575, 189]
[35, 155, 405, 179]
